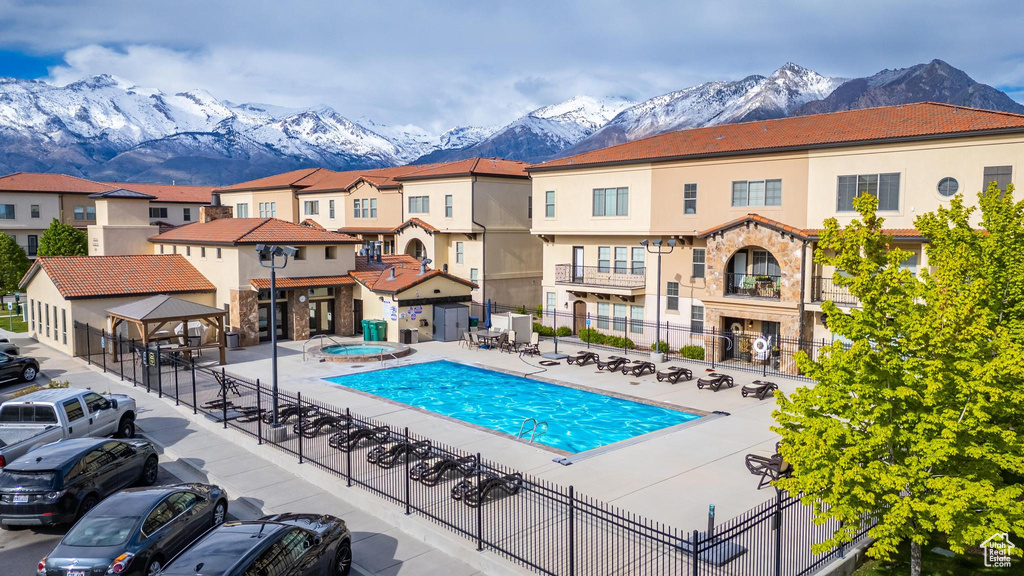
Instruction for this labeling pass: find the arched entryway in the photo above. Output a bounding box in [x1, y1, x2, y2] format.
[404, 238, 426, 261]
[725, 247, 781, 299]
[572, 301, 587, 334]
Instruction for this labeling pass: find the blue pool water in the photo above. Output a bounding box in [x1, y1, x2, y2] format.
[323, 345, 390, 355]
[325, 360, 700, 453]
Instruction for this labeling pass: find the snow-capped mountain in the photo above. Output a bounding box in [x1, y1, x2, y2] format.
[569, 63, 843, 153]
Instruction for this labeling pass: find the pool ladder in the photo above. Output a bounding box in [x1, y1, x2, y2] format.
[517, 418, 549, 443]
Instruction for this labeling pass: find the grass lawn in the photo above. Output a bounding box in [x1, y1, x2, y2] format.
[852, 540, 1012, 575]
[0, 311, 27, 333]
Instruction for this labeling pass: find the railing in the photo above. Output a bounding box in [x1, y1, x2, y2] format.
[810, 276, 859, 306]
[725, 273, 782, 299]
[554, 263, 646, 289]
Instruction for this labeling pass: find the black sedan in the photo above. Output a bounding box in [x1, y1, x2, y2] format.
[0, 350, 38, 382]
[160, 513, 352, 576]
[38, 483, 228, 576]
[0, 437, 158, 528]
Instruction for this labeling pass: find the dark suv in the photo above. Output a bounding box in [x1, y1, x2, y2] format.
[0, 437, 158, 528]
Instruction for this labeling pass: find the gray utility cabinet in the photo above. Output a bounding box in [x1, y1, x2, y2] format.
[433, 303, 469, 342]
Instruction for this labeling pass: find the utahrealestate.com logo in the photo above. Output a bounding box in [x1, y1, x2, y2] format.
[981, 533, 1016, 568]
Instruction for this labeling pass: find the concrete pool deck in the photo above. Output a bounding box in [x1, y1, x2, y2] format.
[222, 337, 795, 531]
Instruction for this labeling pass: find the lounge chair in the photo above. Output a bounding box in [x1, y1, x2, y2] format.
[696, 372, 735, 391]
[745, 452, 792, 489]
[328, 423, 392, 451]
[741, 380, 779, 400]
[451, 471, 524, 507]
[566, 350, 598, 366]
[293, 414, 351, 438]
[410, 455, 478, 486]
[367, 439, 432, 469]
[656, 366, 693, 384]
[622, 360, 656, 376]
[597, 356, 629, 372]
[520, 332, 540, 356]
[501, 330, 519, 353]
[261, 403, 320, 425]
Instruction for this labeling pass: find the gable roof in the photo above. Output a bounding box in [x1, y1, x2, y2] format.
[392, 217, 439, 234]
[100, 182, 214, 204]
[213, 168, 330, 192]
[106, 294, 225, 321]
[396, 158, 529, 182]
[88, 188, 156, 200]
[350, 254, 476, 294]
[250, 275, 356, 290]
[698, 214, 811, 240]
[20, 255, 214, 300]
[0, 172, 114, 194]
[530, 102, 1024, 172]
[297, 164, 438, 194]
[149, 218, 360, 245]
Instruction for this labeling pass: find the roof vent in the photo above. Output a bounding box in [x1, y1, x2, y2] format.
[388, 267, 396, 280]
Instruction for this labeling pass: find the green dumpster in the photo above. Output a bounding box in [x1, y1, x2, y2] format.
[370, 320, 388, 341]
[361, 319, 372, 341]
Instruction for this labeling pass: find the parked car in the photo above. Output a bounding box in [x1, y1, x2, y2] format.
[38, 483, 228, 576]
[0, 437, 158, 528]
[0, 336, 20, 356]
[160, 513, 352, 576]
[0, 350, 36, 383]
[0, 388, 137, 468]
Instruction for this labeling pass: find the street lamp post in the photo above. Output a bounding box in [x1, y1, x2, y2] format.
[256, 243, 298, 433]
[641, 238, 677, 361]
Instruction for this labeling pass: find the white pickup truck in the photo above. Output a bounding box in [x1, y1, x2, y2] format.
[0, 388, 137, 468]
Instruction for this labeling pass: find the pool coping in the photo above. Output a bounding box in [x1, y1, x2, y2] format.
[307, 341, 411, 362]
[321, 355, 721, 460]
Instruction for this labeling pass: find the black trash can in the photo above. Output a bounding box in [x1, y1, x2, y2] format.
[399, 328, 413, 344]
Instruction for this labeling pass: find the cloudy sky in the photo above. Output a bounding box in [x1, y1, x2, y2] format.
[1, 0, 1022, 133]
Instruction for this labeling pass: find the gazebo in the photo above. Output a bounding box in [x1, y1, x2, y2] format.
[107, 295, 228, 364]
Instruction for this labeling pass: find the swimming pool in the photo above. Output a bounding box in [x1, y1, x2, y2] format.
[324, 360, 700, 453]
[310, 342, 411, 362]
[323, 345, 391, 355]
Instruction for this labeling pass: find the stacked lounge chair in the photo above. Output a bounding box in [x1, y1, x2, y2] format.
[367, 439, 432, 469]
[410, 454, 478, 486]
[451, 471, 524, 507]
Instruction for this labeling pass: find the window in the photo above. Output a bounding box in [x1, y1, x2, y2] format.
[236, 203, 249, 218]
[900, 252, 919, 274]
[546, 292, 555, 315]
[216, 248, 222, 259]
[244, 528, 310, 576]
[937, 177, 959, 197]
[683, 183, 697, 214]
[353, 199, 361, 218]
[83, 392, 107, 413]
[614, 247, 627, 274]
[172, 245, 177, 254]
[149, 207, 168, 219]
[597, 247, 610, 272]
[369, 198, 377, 218]
[470, 268, 479, 284]
[0, 205, 14, 219]
[185, 246, 191, 256]
[545, 191, 555, 218]
[29, 298, 34, 330]
[667, 282, 680, 311]
[408, 196, 429, 214]
[631, 247, 645, 274]
[731, 180, 782, 207]
[837, 173, 900, 211]
[304, 200, 319, 215]
[183, 208, 191, 221]
[27, 235, 38, 257]
[445, 195, 453, 218]
[45, 303, 49, 338]
[690, 304, 705, 332]
[37, 302, 41, 335]
[329, 199, 335, 218]
[74, 206, 85, 220]
[293, 247, 305, 260]
[159, 244, 164, 254]
[612, 303, 627, 332]
[455, 242, 464, 264]
[592, 187, 628, 216]
[325, 246, 336, 259]
[597, 302, 609, 329]
[752, 250, 781, 276]
[52, 305, 57, 341]
[142, 501, 175, 536]
[62, 399, 85, 423]
[200, 247, 206, 258]
[62, 309, 66, 344]
[692, 248, 706, 279]
[30, 205, 39, 218]
[258, 202, 277, 218]
[630, 306, 644, 334]
[528, 196, 532, 218]
[983, 166, 1013, 191]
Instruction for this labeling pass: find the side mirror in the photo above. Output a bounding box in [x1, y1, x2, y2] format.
[109, 399, 118, 410]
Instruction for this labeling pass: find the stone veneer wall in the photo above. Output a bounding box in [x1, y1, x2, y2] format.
[334, 285, 354, 336]
[230, 289, 260, 347]
[704, 222, 806, 306]
[288, 290, 311, 342]
[200, 205, 233, 223]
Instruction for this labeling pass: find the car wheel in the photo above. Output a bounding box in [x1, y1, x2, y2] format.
[212, 500, 227, 526]
[139, 456, 159, 486]
[334, 540, 352, 576]
[78, 494, 99, 519]
[146, 556, 164, 576]
[116, 416, 136, 438]
[20, 365, 37, 382]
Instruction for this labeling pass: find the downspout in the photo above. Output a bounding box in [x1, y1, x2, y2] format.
[471, 176, 486, 305]
[797, 239, 808, 340]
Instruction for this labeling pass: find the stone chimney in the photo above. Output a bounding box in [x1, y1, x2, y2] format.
[200, 204, 233, 223]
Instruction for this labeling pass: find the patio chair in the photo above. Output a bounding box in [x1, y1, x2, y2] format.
[566, 350, 598, 366]
[745, 452, 792, 489]
[410, 454, 478, 486]
[696, 372, 735, 391]
[741, 380, 779, 400]
[328, 423, 392, 452]
[492, 332, 509, 352]
[520, 332, 540, 356]
[656, 366, 693, 384]
[500, 330, 519, 353]
[213, 371, 241, 397]
[597, 356, 629, 372]
[622, 360, 656, 376]
[460, 331, 475, 349]
[451, 471, 524, 507]
[367, 439, 432, 469]
[740, 275, 756, 294]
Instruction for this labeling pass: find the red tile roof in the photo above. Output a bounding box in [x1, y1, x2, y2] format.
[298, 164, 439, 193]
[395, 158, 529, 181]
[149, 218, 360, 245]
[250, 275, 355, 290]
[0, 172, 214, 204]
[337, 226, 396, 235]
[354, 254, 421, 271]
[214, 168, 330, 192]
[100, 182, 214, 204]
[803, 228, 926, 240]
[393, 218, 439, 234]
[301, 218, 326, 230]
[698, 214, 811, 240]
[20, 255, 214, 299]
[350, 254, 476, 294]
[530, 103, 1024, 172]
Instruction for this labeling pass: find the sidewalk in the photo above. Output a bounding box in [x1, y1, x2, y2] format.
[13, 336, 525, 576]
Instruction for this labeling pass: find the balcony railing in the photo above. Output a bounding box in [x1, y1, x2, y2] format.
[554, 264, 646, 289]
[725, 273, 781, 299]
[811, 275, 859, 306]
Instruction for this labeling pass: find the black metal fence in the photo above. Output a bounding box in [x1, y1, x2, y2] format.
[73, 321, 873, 576]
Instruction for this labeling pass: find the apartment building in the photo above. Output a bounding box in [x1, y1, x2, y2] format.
[528, 102, 1024, 348]
[0, 172, 213, 257]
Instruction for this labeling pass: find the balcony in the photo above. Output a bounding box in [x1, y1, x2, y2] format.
[555, 264, 646, 290]
[725, 273, 781, 300]
[811, 276, 858, 306]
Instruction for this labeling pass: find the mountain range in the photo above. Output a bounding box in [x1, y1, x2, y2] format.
[0, 59, 1019, 184]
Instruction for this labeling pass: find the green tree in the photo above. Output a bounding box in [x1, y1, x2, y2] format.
[37, 217, 87, 257]
[773, 187, 1024, 576]
[0, 232, 30, 294]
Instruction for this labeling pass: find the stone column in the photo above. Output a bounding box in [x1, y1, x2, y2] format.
[230, 289, 259, 347]
[288, 289, 310, 341]
[334, 285, 354, 336]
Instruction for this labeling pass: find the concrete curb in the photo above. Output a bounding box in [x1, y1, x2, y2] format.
[814, 541, 872, 576]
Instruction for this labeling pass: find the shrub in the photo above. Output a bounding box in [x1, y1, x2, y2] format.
[515, 305, 528, 315]
[13, 379, 71, 398]
[578, 328, 604, 344]
[555, 326, 573, 337]
[535, 305, 544, 318]
[680, 345, 705, 360]
[605, 336, 636, 349]
[532, 322, 555, 337]
[651, 340, 669, 354]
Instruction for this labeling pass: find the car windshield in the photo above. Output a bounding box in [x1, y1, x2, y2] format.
[0, 470, 58, 490]
[63, 516, 140, 547]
